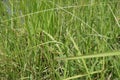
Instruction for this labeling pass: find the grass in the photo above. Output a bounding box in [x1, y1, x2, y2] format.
[0, 0, 120, 80]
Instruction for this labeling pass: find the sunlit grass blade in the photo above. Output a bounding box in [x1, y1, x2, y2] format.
[56, 51, 120, 60]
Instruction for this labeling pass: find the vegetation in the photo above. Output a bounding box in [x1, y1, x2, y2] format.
[0, 0, 120, 80]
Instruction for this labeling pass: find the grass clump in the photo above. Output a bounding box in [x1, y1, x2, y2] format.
[0, 0, 120, 80]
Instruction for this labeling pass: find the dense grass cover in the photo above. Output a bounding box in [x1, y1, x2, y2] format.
[0, 0, 120, 80]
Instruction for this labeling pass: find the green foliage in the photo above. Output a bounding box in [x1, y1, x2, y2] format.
[0, 0, 120, 80]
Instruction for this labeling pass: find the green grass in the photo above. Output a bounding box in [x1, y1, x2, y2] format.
[0, 0, 120, 80]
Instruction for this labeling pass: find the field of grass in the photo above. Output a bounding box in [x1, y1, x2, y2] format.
[0, 0, 120, 80]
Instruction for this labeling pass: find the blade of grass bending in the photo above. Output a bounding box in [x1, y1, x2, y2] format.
[28, 41, 63, 50]
[1, 4, 100, 23]
[42, 30, 63, 53]
[108, 4, 120, 28]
